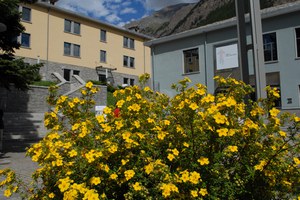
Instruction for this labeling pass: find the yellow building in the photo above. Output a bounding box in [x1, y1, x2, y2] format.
[16, 1, 152, 86]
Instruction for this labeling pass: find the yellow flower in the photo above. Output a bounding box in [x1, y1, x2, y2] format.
[83, 189, 99, 200]
[217, 128, 228, 137]
[4, 189, 12, 197]
[145, 163, 154, 174]
[160, 183, 179, 197]
[91, 87, 98, 94]
[190, 190, 198, 197]
[135, 93, 142, 99]
[90, 177, 101, 185]
[172, 148, 179, 156]
[157, 131, 168, 140]
[116, 100, 125, 108]
[213, 112, 227, 124]
[101, 124, 112, 133]
[278, 131, 286, 137]
[198, 157, 209, 165]
[199, 188, 208, 196]
[227, 145, 238, 152]
[293, 157, 300, 165]
[269, 107, 280, 117]
[128, 103, 141, 112]
[180, 170, 190, 182]
[108, 145, 118, 154]
[115, 120, 124, 130]
[124, 170, 135, 181]
[48, 193, 55, 198]
[163, 120, 171, 126]
[103, 107, 112, 114]
[189, 103, 199, 110]
[167, 153, 175, 161]
[133, 182, 142, 191]
[69, 150, 78, 157]
[254, 160, 267, 171]
[189, 171, 201, 184]
[96, 115, 105, 124]
[85, 81, 93, 89]
[183, 142, 190, 147]
[68, 102, 75, 108]
[110, 173, 118, 180]
[134, 120, 140, 128]
[58, 177, 72, 192]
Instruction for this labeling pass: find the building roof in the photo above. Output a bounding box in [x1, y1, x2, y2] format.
[35, 2, 153, 40]
[144, 1, 300, 47]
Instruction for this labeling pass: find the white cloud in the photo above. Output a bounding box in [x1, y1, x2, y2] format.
[105, 14, 121, 23]
[142, 0, 200, 11]
[120, 7, 137, 15]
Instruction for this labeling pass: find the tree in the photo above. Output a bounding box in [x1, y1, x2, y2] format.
[0, 0, 41, 91]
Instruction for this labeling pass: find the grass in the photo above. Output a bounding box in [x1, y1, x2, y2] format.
[107, 91, 116, 106]
[31, 80, 57, 87]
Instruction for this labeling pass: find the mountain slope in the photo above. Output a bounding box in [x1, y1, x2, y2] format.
[125, 0, 299, 38]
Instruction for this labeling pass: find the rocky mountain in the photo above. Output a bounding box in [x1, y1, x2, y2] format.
[125, 0, 299, 38]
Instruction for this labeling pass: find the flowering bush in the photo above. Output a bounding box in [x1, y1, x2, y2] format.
[1, 74, 300, 199]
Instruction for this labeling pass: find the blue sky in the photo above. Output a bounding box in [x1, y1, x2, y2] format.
[56, 0, 200, 27]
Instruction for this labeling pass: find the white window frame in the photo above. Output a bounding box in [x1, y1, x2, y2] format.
[64, 42, 80, 57]
[64, 19, 81, 35]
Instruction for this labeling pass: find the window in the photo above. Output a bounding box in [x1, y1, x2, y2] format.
[64, 19, 80, 35]
[21, 33, 30, 48]
[21, 7, 31, 22]
[263, 32, 278, 62]
[123, 56, 135, 68]
[64, 69, 80, 81]
[99, 74, 107, 83]
[100, 50, 106, 63]
[296, 28, 300, 58]
[183, 48, 199, 73]
[123, 78, 135, 86]
[100, 29, 106, 42]
[64, 42, 80, 57]
[123, 36, 134, 49]
[63, 69, 71, 81]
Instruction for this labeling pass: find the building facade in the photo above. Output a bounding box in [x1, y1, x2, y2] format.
[145, 2, 300, 110]
[16, 2, 152, 87]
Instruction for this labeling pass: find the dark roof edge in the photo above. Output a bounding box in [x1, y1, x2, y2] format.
[34, 2, 153, 40]
[144, 1, 300, 47]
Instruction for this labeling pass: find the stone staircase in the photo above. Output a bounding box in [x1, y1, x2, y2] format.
[3, 112, 47, 141]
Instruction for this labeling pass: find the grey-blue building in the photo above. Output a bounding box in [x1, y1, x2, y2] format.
[145, 2, 300, 111]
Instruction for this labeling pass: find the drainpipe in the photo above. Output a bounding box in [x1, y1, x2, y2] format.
[143, 39, 146, 74]
[151, 47, 155, 90]
[46, 7, 50, 80]
[204, 32, 208, 88]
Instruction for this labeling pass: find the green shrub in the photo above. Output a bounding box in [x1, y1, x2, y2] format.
[1, 75, 299, 199]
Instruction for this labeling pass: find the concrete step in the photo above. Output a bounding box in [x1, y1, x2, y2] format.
[3, 112, 47, 140]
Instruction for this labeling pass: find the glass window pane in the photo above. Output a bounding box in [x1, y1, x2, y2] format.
[130, 38, 134, 49]
[64, 42, 71, 55]
[99, 74, 107, 83]
[130, 57, 135, 68]
[296, 28, 300, 57]
[64, 20, 71, 32]
[22, 7, 31, 21]
[130, 79, 134, 86]
[73, 70, 80, 76]
[183, 48, 199, 73]
[263, 32, 277, 62]
[100, 50, 106, 62]
[73, 22, 80, 34]
[21, 33, 30, 47]
[73, 44, 80, 57]
[123, 56, 128, 66]
[101, 30, 106, 42]
[123, 78, 128, 84]
[123, 37, 128, 47]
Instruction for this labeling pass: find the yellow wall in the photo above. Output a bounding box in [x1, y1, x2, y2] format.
[16, 3, 151, 77]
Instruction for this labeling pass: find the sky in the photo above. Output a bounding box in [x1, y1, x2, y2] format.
[56, 0, 200, 27]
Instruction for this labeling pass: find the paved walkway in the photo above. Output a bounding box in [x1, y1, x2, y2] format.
[0, 140, 39, 200]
